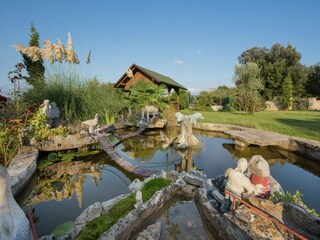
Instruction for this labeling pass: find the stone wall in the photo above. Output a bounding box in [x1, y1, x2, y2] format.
[265, 100, 283, 111]
[308, 97, 320, 110]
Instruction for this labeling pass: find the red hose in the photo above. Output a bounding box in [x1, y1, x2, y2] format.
[225, 189, 307, 240]
[26, 210, 38, 240]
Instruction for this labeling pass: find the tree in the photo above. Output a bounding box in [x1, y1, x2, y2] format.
[280, 74, 293, 110]
[306, 64, 320, 97]
[238, 43, 307, 100]
[234, 62, 264, 113]
[22, 22, 45, 86]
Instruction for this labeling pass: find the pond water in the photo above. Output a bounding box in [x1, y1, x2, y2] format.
[130, 195, 218, 240]
[17, 129, 320, 237]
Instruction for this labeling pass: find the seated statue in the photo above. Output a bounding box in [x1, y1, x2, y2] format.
[0, 166, 31, 239]
[248, 155, 271, 198]
[225, 158, 262, 199]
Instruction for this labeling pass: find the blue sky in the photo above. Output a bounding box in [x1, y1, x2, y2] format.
[1, 1, 320, 95]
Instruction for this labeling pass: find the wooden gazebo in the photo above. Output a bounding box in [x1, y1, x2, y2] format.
[114, 64, 187, 111]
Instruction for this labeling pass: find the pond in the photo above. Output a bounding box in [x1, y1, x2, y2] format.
[17, 129, 320, 237]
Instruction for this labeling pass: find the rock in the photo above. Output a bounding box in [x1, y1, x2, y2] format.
[128, 178, 144, 192]
[183, 172, 205, 187]
[235, 206, 255, 224]
[31, 133, 98, 151]
[211, 190, 224, 203]
[7, 148, 38, 196]
[137, 222, 161, 240]
[72, 202, 103, 237]
[0, 166, 31, 240]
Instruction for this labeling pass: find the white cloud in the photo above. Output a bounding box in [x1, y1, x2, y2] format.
[197, 49, 202, 54]
[174, 59, 184, 65]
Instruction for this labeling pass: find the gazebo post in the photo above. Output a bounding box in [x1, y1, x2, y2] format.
[176, 88, 180, 111]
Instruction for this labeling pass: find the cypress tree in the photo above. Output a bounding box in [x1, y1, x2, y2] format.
[22, 22, 45, 86]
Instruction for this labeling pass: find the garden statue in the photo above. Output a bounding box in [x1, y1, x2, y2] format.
[0, 166, 31, 239]
[175, 112, 204, 149]
[134, 190, 143, 208]
[81, 113, 99, 134]
[40, 99, 60, 128]
[141, 105, 158, 124]
[248, 155, 271, 198]
[225, 158, 262, 198]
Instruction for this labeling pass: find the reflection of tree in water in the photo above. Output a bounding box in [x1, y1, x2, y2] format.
[29, 160, 103, 208]
[120, 134, 163, 162]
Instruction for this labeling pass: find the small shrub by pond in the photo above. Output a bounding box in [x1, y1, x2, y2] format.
[77, 178, 170, 240]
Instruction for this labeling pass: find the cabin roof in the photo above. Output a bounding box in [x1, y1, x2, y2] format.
[114, 63, 187, 90]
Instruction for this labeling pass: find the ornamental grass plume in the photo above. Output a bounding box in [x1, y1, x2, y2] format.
[53, 38, 66, 63]
[42, 39, 54, 64]
[12, 45, 41, 62]
[65, 32, 79, 64]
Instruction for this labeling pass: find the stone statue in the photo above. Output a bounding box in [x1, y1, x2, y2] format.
[225, 158, 262, 198]
[248, 155, 271, 198]
[175, 112, 204, 149]
[40, 99, 60, 128]
[134, 190, 143, 208]
[0, 166, 31, 240]
[81, 113, 99, 134]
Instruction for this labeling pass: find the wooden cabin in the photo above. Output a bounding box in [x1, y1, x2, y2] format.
[114, 64, 187, 111]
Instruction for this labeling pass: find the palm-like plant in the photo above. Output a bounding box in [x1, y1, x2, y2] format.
[128, 80, 167, 111]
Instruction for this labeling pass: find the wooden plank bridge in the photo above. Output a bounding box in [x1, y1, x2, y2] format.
[98, 124, 161, 178]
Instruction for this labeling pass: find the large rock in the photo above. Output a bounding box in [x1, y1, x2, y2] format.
[137, 222, 161, 240]
[72, 202, 103, 237]
[0, 166, 31, 239]
[7, 148, 38, 196]
[31, 133, 98, 151]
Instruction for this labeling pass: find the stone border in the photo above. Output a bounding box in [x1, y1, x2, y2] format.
[7, 148, 39, 196]
[194, 123, 320, 161]
[39, 170, 320, 240]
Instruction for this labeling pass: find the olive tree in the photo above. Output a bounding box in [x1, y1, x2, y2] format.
[234, 62, 264, 113]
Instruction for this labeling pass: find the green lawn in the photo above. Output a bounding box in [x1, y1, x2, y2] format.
[183, 110, 320, 142]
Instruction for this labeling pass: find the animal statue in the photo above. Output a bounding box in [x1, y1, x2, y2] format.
[81, 113, 99, 134]
[175, 112, 204, 149]
[0, 166, 31, 239]
[126, 69, 133, 78]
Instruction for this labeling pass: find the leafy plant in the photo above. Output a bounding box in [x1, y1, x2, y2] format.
[105, 112, 116, 125]
[26, 109, 67, 141]
[270, 190, 319, 217]
[0, 119, 24, 167]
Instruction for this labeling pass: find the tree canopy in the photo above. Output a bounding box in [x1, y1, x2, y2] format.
[234, 62, 264, 113]
[238, 43, 308, 100]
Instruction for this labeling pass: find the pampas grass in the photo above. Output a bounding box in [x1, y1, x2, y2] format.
[13, 32, 79, 64]
[22, 66, 127, 123]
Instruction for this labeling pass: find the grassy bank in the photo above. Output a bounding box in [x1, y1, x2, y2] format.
[183, 110, 320, 142]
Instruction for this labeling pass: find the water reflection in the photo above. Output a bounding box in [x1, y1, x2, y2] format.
[20, 152, 132, 237]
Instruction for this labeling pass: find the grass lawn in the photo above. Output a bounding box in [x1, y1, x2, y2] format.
[183, 110, 320, 142]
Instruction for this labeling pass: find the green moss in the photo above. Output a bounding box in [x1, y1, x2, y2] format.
[141, 178, 171, 202]
[76, 178, 170, 240]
